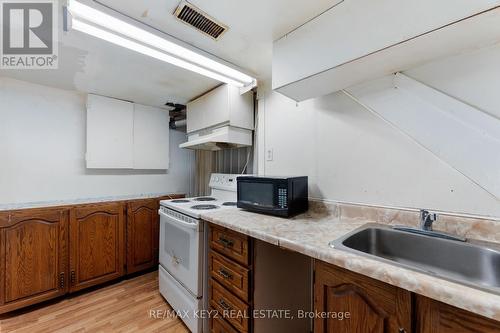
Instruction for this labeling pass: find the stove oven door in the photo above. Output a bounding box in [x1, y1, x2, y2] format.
[159, 206, 203, 297]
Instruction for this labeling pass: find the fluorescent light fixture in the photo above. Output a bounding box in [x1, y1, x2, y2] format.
[66, 0, 256, 87]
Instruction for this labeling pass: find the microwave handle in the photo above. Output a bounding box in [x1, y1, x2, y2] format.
[159, 209, 198, 230]
[238, 201, 287, 212]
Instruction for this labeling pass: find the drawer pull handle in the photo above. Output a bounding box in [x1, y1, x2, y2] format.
[218, 269, 233, 280]
[219, 299, 232, 311]
[399, 329, 407, 333]
[218, 237, 234, 248]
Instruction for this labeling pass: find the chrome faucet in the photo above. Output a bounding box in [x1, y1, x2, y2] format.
[420, 210, 437, 231]
[393, 209, 466, 242]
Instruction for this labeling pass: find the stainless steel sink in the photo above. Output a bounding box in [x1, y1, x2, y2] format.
[330, 223, 500, 294]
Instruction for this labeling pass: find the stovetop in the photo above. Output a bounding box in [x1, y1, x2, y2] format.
[160, 196, 238, 219]
[160, 173, 241, 219]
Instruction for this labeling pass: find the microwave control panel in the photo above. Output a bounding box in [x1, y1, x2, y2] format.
[278, 188, 288, 208]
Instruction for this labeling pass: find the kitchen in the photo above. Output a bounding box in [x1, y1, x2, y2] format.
[1, 0, 500, 332]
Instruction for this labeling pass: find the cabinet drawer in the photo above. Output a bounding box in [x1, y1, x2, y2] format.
[209, 251, 250, 302]
[210, 225, 249, 266]
[210, 316, 239, 333]
[210, 279, 250, 333]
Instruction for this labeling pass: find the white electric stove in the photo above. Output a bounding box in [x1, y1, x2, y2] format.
[158, 173, 239, 333]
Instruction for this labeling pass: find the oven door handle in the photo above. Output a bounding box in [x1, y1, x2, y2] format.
[159, 210, 198, 230]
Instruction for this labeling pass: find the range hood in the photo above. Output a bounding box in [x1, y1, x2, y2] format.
[180, 84, 254, 150]
[179, 125, 252, 151]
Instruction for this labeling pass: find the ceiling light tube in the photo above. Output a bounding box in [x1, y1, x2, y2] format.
[71, 19, 245, 86]
[66, 0, 256, 87]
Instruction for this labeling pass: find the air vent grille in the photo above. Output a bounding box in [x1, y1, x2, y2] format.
[174, 2, 227, 40]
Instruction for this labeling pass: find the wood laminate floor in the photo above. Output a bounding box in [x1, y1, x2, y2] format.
[0, 271, 189, 333]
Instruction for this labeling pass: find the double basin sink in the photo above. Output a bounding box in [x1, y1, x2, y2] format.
[330, 224, 500, 294]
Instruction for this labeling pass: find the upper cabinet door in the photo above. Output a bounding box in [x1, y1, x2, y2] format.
[186, 84, 254, 134]
[187, 84, 230, 134]
[133, 104, 169, 170]
[0, 208, 69, 314]
[69, 202, 125, 292]
[86, 94, 134, 168]
[86, 95, 170, 170]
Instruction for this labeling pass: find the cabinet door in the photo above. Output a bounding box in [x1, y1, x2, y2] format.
[314, 261, 411, 333]
[86, 94, 134, 169]
[186, 84, 230, 133]
[126, 199, 158, 274]
[416, 295, 500, 333]
[0, 208, 68, 314]
[133, 104, 170, 170]
[69, 203, 125, 292]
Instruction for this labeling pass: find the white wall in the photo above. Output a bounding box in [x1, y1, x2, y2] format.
[0, 77, 194, 205]
[258, 44, 500, 217]
[345, 74, 500, 201]
[405, 42, 500, 121]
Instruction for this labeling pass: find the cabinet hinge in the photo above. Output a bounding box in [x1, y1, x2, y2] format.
[71, 270, 76, 285]
[59, 272, 65, 289]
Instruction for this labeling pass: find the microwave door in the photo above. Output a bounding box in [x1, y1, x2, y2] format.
[238, 181, 276, 208]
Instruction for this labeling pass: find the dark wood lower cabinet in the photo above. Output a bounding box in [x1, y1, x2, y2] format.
[0, 208, 69, 315]
[314, 261, 412, 333]
[315, 260, 500, 333]
[69, 202, 125, 292]
[0, 194, 183, 314]
[126, 199, 159, 274]
[415, 295, 500, 333]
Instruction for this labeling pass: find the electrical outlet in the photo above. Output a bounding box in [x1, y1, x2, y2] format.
[266, 148, 273, 161]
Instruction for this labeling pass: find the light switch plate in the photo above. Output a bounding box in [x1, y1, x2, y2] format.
[266, 148, 273, 161]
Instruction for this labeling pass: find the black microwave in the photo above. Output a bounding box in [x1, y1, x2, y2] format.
[237, 176, 308, 217]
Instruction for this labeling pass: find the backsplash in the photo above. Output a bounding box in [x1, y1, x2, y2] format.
[308, 200, 500, 243]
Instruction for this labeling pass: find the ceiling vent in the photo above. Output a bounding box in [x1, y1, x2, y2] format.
[174, 1, 228, 40]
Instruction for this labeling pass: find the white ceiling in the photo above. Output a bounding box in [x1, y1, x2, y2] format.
[0, 0, 339, 107]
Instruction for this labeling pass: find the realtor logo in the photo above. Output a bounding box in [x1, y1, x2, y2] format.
[1, 0, 58, 68]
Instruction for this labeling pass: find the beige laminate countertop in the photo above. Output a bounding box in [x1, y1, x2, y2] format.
[0, 193, 183, 211]
[201, 202, 500, 322]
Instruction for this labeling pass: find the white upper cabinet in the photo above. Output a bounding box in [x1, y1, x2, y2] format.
[86, 94, 134, 169]
[133, 104, 170, 170]
[272, 0, 500, 101]
[86, 94, 170, 169]
[186, 84, 254, 134]
[180, 84, 254, 150]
